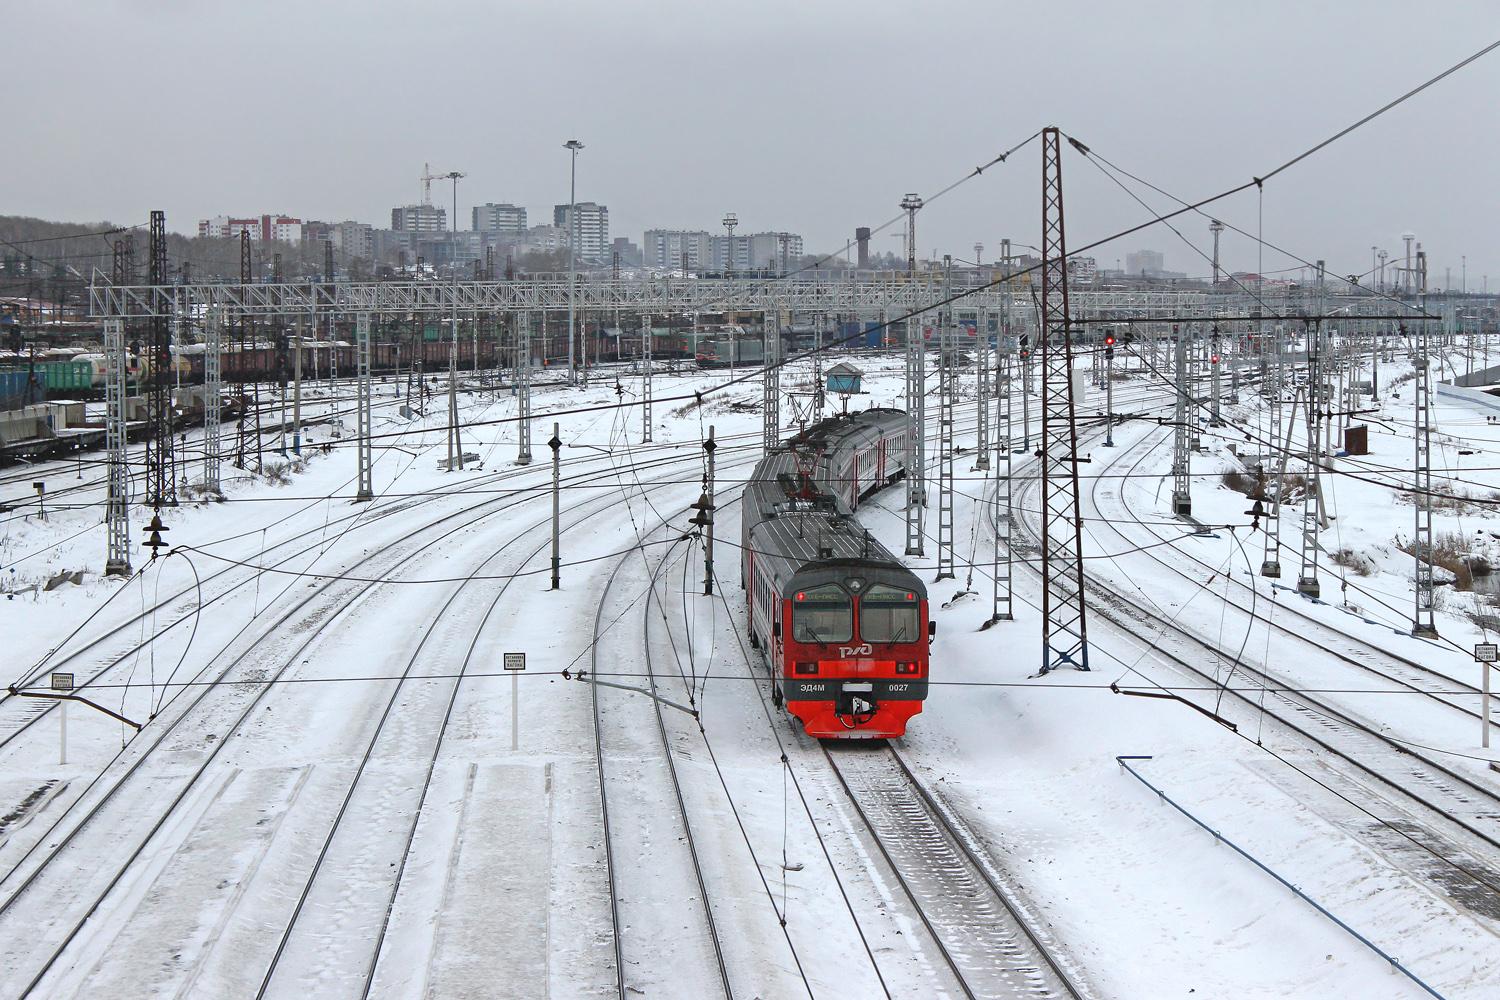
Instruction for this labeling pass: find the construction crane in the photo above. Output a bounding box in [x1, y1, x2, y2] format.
[420, 162, 444, 206]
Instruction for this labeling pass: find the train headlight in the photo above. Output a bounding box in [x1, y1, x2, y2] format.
[895, 662, 917, 674]
[795, 662, 818, 675]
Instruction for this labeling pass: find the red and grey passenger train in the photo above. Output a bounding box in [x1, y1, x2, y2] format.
[742, 408, 933, 739]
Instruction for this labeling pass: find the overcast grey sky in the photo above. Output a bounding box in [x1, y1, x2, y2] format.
[8, 1, 1499, 286]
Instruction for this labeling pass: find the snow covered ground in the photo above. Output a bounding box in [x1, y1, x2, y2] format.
[2, 350, 1498, 998]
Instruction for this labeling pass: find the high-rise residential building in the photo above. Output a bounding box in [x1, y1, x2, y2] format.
[709, 234, 754, 271]
[746, 232, 803, 271]
[1125, 249, 1165, 276]
[519, 225, 568, 255]
[391, 204, 447, 233]
[644, 229, 712, 269]
[472, 203, 528, 234]
[301, 220, 333, 246]
[197, 214, 304, 243]
[611, 237, 642, 267]
[1066, 256, 1098, 283]
[553, 202, 609, 262]
[198, 216, 258, 240]
[333, 221, 375, 261]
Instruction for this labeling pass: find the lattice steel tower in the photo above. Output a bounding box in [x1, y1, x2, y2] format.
[1413, 257, 1439, 636]
[516, 310, 533, 465]
[1296, 322, 1326, 598]
[144, 210, 176, 508]
[1037, 128, 1089, 673]
[103, 318, 131, 574]
[901, 193, 925, 557]
[763, 310, 780, 454]
[1171, 327, 1192, 516]
[935, 256, 957, 581]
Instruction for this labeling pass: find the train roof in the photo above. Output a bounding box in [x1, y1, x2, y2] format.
[749, 511, 922, 592]
[785, 407, 905, 452]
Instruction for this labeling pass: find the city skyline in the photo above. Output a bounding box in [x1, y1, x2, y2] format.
[5, 2, 1498, 286]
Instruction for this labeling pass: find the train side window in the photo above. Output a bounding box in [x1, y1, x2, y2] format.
[860, 583, 920, 644]
[792, 583, 852, 643]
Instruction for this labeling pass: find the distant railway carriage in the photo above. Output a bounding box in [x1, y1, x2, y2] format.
[741, 408, 931, 739]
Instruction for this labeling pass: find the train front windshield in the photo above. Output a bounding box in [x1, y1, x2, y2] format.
[792, 584, 852, 643]
[859, 583, 920, 644]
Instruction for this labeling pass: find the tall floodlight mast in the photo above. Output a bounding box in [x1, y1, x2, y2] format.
[722, 212, 738, 275]
[564, 139, 584, 384]
[1209, 219, 1225, 285]
[1037, 127, 1089, 673]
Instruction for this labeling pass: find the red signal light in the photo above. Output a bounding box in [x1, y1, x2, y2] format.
[1211, 354, 1221, 364]
[1103, 333, 1116, 347]
[796, 592, 805, 601]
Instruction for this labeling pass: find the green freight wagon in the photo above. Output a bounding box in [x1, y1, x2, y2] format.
[44, 360, 94, 391]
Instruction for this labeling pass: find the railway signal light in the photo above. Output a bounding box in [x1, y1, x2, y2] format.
[1102, 332, 1116, 347]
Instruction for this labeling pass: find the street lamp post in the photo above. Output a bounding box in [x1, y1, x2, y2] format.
[564, 139, 584, 385]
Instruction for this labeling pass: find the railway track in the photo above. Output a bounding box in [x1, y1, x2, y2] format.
[256, 448, 761, 998]
[822, 743, 1085, 1000]
[0, 432, 765, 996]
[1096, 423, 1496, 723]
[0, 424, 767, 752]
[589, 530, 734, 1000]
[1002, 414, 1500, 900]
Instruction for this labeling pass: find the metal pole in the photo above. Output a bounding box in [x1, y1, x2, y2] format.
[642, 312, 653, 443]
[292, 323, 303, 455]
[59, 700, 66, 766]
[204, 308, 222, 492]
[904, 299, 925, 556]
[1483, 660, 1491, 749]
[550, 422, 562, 590]
[517, 311, 533, 465]
[512, 671, 520, 751]
[1104, 342, 1115, 447]
[704, 425, 716, 596]
[1262, 324, 1285, 577]
[565, 139, 583, 385]
[1171, 327, 1191, 516]
[975, 306, 990, 471]
[763, 309, 780, 455]
[988, 324, 1014, 625]
[935, 256, 956, 581]
[1297, 323, 1325, 598]
[104, 318, 132, 575]
[355, 313, 374, 501]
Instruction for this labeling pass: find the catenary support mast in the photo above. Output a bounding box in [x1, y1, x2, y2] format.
[935, 256, 957, 581]
[355, 312, 374, 501]
[1038, 127, 1089, 673]
[103, 319, 131, 575]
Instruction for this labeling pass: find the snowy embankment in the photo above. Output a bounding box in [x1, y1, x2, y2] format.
[0, 355, 1496, 998]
